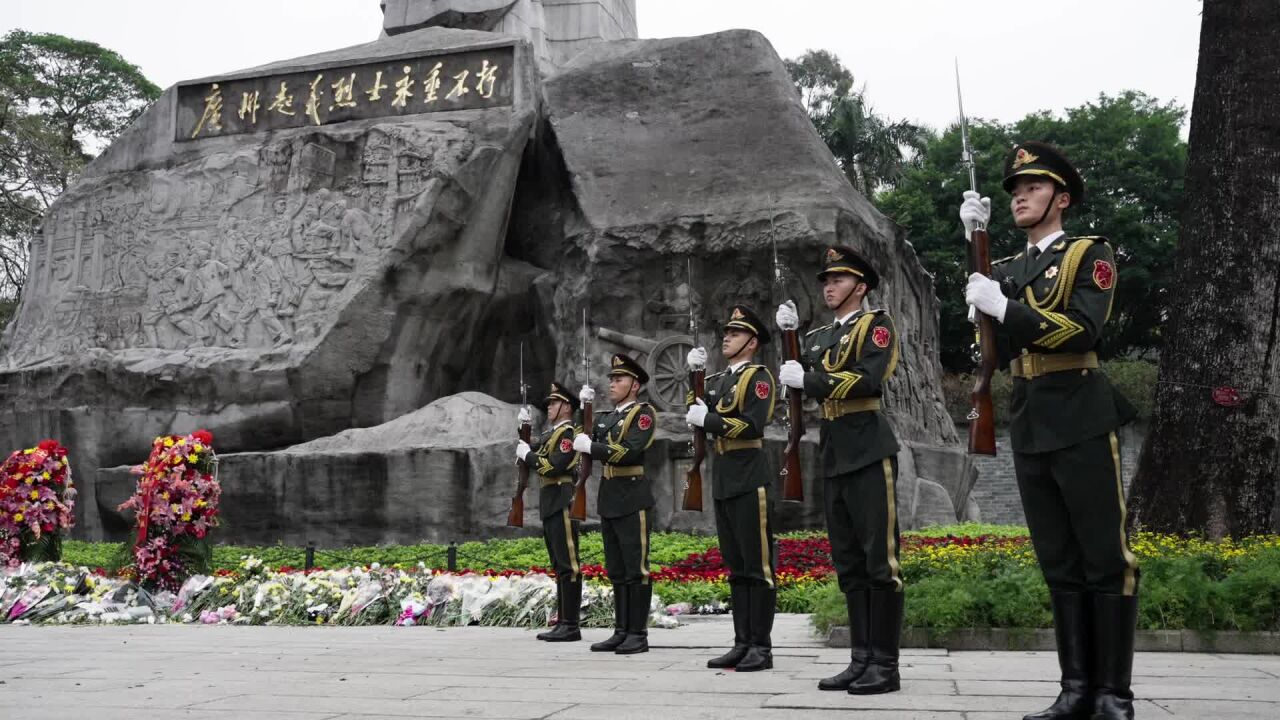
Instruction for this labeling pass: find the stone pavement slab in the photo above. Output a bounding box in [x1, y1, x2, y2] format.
[2, 616, 1277, 719]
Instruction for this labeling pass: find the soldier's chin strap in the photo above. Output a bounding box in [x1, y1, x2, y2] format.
[1016, 186, 1064, 230]
[834, 281, 865, 320]
[725, 334, 753, 364]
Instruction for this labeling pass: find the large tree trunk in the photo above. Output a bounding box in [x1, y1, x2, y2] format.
[1127, 0, 1280, 537]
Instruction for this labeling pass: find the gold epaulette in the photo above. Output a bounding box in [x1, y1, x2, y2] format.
[805, 323, 834, 337]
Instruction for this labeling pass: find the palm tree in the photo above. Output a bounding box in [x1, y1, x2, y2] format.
[823, 91, 931, 198]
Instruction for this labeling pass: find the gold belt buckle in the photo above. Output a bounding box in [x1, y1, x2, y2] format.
[1022, 353, 1042, 379]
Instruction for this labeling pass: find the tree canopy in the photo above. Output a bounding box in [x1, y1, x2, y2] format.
[0, 30, 160, 317]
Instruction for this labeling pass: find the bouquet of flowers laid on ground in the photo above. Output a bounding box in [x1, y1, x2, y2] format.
[117, 430, 221, 592]
[0, 439, 76, 568]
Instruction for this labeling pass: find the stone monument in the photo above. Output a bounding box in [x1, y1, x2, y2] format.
[0, 2, 975, 544]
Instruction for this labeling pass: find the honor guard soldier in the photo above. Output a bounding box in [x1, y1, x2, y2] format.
[572, 354, 657, 655]
[962, 142, 1140, 720]
[776, 247, 904, 695]
[685, 305, 779, 672]
[516, 382, 583, 642]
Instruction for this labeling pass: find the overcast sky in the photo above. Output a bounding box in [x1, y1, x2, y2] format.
[5, 0, 1202, 133]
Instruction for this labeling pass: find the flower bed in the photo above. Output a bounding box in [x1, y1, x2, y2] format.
[9, 526, 1277, 631]
[0, 559, 676, 628]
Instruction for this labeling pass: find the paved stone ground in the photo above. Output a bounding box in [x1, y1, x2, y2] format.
[2, 615, 1278, 719]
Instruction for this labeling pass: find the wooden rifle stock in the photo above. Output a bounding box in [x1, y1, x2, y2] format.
[569, 400, 592, 521]
[968, 227, 998, 456]
[681, 368, 706, 512]
[507, 419, 533, 527]
[780, 328, 805, 501]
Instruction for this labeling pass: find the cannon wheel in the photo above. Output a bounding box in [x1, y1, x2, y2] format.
[645, 334, 695, 412]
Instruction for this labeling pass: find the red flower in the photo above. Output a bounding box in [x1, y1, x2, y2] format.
[37, 439, 60, 453]
[192, 429, 214, 445]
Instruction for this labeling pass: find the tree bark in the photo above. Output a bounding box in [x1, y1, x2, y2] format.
[1127, 0, 1280, 537]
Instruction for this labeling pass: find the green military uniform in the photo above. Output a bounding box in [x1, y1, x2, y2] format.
[986, 142, 1139, 720]
[694, 305, 778, 672]
[520, 381, 583, 642]
[586, 353, 656, 655]
[796, 247, 904, 696]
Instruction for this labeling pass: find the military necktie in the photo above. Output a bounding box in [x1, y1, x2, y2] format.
[1025, 245, 1041, 279]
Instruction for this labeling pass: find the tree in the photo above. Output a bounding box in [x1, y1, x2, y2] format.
[876, 93, 1186, 370]
[1127, 0, 1280, 537]
[785, 50, 930, 197]
[0, 30, 160, 316]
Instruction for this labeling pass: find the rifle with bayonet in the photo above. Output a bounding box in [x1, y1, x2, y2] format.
[507, 343, 532, 527]
[956, 60, 997, 456]
[774, 222, 805, 502]
[569, 310, 591, 521]
[681, 258, 706, 512]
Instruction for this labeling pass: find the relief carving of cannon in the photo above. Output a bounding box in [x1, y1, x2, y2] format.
[595, 327, 695, 412]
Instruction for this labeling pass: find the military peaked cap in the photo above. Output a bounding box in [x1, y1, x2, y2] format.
[1002, 141, 1085, 207]
[723, 304, 771, 345]
[817, 245, 880, 290]
[607, 353, 649, 384]
[542, 380, 579, 412]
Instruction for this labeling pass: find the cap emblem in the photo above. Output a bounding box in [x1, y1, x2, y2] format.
[1013, 147, 1039, 169]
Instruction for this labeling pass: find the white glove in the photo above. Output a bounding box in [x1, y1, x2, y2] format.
[572, 433, 593, 453]
[775, 300, 799, 331]
[779, 360, 805, 389]
[960, 190, 991, 237]
[578, 385, 595, 403]
[686, 346, 708, 371]
[685, 398, 708, 427]
[515, 440, 531, 462]
[517, 406, 531, 425]
[965, 272, 1008, 323]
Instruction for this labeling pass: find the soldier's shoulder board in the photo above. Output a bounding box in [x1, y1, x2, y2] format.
[805, 322, 834, 337]
[992, 254, 1019, 266]
[1069, 235, 1110, 243]
[705, 370, 729, 380]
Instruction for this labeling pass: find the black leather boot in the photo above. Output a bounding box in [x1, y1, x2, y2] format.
[536, 580, 565, 641]
[736, 585, 776, 672]
[590, 583, 628, 652]
[544, 579, 582, 642]
[848, 589, 902, 695]
[707, 583, 751, 668]
[1024, 592, 1093, 720]
[615, 584, 651, 654]
[819, 590, 870, 690]
[1091, 593, 1138, 720]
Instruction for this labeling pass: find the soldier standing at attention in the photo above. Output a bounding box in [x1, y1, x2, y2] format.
[685, 305, 778, 672]
[516, 381, 583, 642]
[775, 247, 904, 695]
[572, 354, 657, 655]
[962, 142, 1139, 720]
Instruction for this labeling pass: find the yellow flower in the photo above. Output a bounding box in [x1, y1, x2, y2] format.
[164, 438, 175, 448]
[45, 502, 54, 510]
[195, 500, 207, 508]
[193, 443, 204, 452]
[13, 513, 23, 522]
[24, 477, 33, 485]
[177, 437, 186, 446]
[22, 448, 34, 455]
[187, 454, 199, 464]
[181, 512, 192, 521]
[171, 503, 181, 512]
[29, 490, 38, 500]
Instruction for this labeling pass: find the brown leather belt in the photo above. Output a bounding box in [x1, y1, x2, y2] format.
[1010, 351, 1099, 379]
[820, 397, 881, 420]
[603, 465, 644, 479]
[714, 438, 763, 455]
[541, 476, 573, 487]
